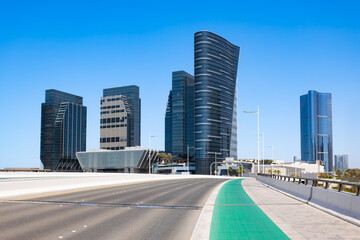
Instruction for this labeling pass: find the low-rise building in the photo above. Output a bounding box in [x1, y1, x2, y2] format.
[76, 147, 159, 173]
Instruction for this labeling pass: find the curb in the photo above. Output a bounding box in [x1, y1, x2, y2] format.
[190, 179, 231, 240]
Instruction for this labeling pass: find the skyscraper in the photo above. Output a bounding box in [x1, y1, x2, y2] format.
[194, 31, 240, 175]
[165, 71, 195, 160]
[300, 90, 333, 172]
[165, 90, 173, 154]
[100, 95, 132, 150]
[40, 89, 87, 171]
[101, 85, 141, 148]
[334, 155, 348, 173]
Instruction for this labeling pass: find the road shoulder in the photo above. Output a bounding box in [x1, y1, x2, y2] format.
[190, 179, 229, 240]
[242, 178, 360, 240]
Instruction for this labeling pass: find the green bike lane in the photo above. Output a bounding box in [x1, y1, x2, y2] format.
[210, 179, 290, 240]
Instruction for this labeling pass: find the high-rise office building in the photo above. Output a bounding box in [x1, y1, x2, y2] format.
[300, 90, 333, 172]
[165, 90, 173, 154]
[165, 71, 195, 160]
[334, 155, 348, 173]
[101, 85, 141, 148]
[100, 95, 132, 150]
[194, 31, 240, 175]
[40, 89, 87, 171]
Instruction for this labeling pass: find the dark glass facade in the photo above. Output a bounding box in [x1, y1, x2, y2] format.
[103, 85, 141, 147]
[334, 155, 348, 173]
[300, 90, 333, 172]
[165, 90, 173, 153]
[194, 31, 240, 175]
[40, 89, 87, 171]
[165, 71, 195, 160]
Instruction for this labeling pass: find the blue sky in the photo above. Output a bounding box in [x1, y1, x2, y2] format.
[0, 1, 359, 168]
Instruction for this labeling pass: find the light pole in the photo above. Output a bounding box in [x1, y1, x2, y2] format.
[207, 152, 221, 175]
[148, 135, 156, 174]
[267, 145, 274, 175]
[209, 161, 224, 175]
[187, 145, 194, 174]
[268, 145, 274, 162]
[262, 132, 265, 173]
[243, 105, 260, 174]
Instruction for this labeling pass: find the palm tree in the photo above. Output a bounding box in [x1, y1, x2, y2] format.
[335, 169, 342, 178]
[228, 167, 233, 176]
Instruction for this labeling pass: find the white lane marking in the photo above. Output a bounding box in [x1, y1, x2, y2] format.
[72, 230, 76, 233]
[58, 236, 63, 239]
[83, 225, 87, 228]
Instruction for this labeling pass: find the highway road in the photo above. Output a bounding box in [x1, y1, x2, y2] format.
[0, 178, 225, 240]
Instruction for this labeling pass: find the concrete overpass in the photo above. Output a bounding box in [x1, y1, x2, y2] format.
[1, 172, 359, 239]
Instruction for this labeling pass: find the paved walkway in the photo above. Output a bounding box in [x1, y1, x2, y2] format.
[242, 178, 360, 240]
[210, 179, 289, 239]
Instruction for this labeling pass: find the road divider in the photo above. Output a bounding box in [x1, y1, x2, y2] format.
[0, 172, 231, 199]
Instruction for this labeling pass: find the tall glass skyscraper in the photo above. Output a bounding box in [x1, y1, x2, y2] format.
[165, 71, 195, 160]
[334, 155, 348, 173]
[194, 31, 240, 175]
[40, 89, 87, 171]
[165, 90, 173, 154]
[300, 90, 333, 172]
[103, 85, 141, 147]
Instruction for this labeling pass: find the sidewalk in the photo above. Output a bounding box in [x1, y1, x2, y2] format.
[210, 179, 289, 239]
[242, 178, 360, 240]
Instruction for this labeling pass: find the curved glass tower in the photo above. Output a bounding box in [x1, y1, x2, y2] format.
[194, 31, 240, 175]
[300, 90, 333, 172]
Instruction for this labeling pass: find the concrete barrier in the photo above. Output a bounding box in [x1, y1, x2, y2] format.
[0, 172, 232, 198]
[310, 187, 360, 219]
[256, 175, 360, 221]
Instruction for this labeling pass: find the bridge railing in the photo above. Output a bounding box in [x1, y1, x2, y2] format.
[258, 173, 360, 196]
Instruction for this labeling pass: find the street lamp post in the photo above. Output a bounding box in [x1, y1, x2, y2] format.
[268, 145, 274, 162]
[187, 145, 194, 174]
[243, 105, 260, 174]
[268, 145, 274, 175]
[209, 161, 224, 175]
[262, 132, 265, 173]
[148, 135, 156, 174]
[207, 152, 220, 175]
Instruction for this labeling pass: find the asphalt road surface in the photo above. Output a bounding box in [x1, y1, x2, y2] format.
[0, 178, 225, 240]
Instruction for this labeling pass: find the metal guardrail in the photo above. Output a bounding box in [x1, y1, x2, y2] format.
[258, 173, 360, 196]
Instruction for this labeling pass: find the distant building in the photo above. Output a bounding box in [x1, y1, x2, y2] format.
[101, 85, 141, 149]
[165, 90, 173, 153]
[76, 147, 159, 173]
[194, 31, 240, 175]
[300, 90, 333, 172]
[334, 155, 349, 173]
[263, 161, 324, 177]
[40, 89, 87, 171]
[165, 71, 195, 160]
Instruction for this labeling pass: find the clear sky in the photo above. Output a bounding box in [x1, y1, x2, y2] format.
[0, 1, 359, 168]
